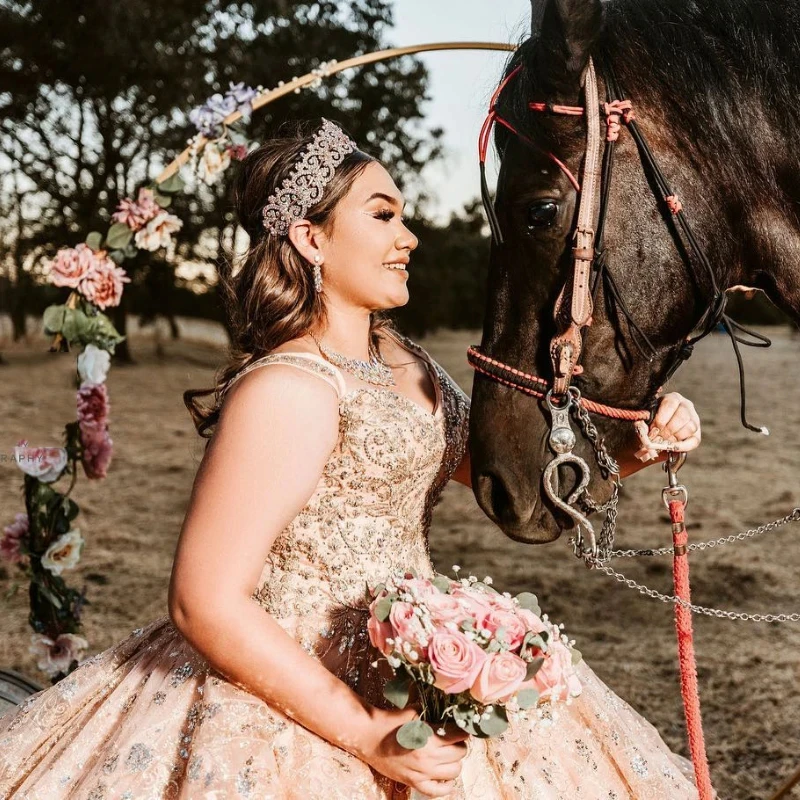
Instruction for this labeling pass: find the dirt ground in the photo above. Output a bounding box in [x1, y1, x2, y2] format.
[1, 320, 799, 800]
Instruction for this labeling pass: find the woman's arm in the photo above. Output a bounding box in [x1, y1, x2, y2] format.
[169, 366, 381, 752]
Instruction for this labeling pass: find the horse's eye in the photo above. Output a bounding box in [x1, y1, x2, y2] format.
[527, 201, 559, 230]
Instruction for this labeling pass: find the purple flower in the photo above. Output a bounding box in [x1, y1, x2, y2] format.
[1, 513, 29, 564]
[226, 82, 257, 121]
[189, 105, 223, 138]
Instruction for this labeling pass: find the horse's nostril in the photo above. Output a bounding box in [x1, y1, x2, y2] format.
[476, 470, 534, 527]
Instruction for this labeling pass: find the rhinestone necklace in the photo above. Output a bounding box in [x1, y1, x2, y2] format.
[311, 334, 396, 387]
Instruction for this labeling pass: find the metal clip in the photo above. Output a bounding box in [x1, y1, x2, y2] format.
[543, 390, 597, 560]
[662, 451, 689, 509]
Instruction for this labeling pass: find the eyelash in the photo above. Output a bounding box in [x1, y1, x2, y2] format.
[374, 209, 397, 222]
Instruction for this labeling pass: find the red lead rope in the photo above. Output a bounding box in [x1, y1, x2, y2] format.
[668, 497, 714, 799]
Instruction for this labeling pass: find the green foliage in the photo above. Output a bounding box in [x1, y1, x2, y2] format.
[383, 673, 411, 709]
[396, 719, 433, 749]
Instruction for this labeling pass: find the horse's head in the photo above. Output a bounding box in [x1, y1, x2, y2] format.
[470, 0, 744, 543]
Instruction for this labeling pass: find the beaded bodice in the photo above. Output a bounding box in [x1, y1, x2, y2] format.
[221, 337, 470, 639]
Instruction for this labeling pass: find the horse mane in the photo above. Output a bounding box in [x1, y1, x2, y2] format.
[495, 0, 800, 196]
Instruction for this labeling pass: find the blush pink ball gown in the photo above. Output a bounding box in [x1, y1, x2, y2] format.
[0, 334, 699, 799]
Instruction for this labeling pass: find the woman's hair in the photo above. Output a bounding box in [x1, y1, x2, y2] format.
[184, 119, 397, 438]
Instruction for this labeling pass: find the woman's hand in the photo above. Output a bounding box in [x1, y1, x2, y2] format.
[633, 392, 701, 462]
[358, 707, 469, 797]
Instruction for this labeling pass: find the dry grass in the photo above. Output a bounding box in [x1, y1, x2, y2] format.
[1, 320, 798, 800]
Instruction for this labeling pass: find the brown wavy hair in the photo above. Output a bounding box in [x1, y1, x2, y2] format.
[184, 119, 397, 438]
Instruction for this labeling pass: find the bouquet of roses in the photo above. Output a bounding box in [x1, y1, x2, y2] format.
[367, 568, 583, 749]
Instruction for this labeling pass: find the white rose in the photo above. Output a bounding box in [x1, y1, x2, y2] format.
[77, 344, 111, 385]
[29, 632, 89, 676]
[15, 445, 68, 483]
[134, 211, 183, 251]
[198, 142, 231, 185]
[41, 528, 84, 575]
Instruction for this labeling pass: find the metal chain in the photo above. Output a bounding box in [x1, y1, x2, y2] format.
[589, 558, 800, 623]
[610, 507, 800, 558]
[566, 396, 800, 622]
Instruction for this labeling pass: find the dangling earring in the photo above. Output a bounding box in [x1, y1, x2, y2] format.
[312, 254, 323, 293]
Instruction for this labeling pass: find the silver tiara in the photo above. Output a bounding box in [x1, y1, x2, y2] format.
[261, 119, 357, 236]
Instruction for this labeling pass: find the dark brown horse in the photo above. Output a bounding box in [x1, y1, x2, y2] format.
[469, 0, 800, 543]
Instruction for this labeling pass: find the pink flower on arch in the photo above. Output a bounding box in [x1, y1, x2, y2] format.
[29, 632, 89, 677]
[0, 513, 29, 564]
[77, 382, 109, 429]
[80, 427, 113, 480]
[48, 243, 96, 289]
[78, 257, 130, 309]
[111, 187, 161, 231]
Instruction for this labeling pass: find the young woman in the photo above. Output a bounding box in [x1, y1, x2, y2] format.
[0, 119, 702, 798]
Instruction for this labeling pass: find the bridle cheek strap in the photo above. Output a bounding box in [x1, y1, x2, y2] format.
[550, 58, 602, 395]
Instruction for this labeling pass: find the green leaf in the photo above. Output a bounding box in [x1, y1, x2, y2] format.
[515, 592, 541, 615]
[105, 222, 133, 250]
[43, 304, 66, 334]
[571, 647, 582, 666]
[383, 674, 411, 709]
[123, 242, 139, 258]
[525, 657, 545, 681]
[374, 597, 393, 622]
[61, 308, 90, 343]
[432, 575, 451, 594]
[158, 172, 185, 194]
[85, 231, 103, 250]
[516, 688, 539, 709]
[478, 705, 508, 737]
[228, 128, 249, 146]
[153, 192, 172, 208]
[396, 720, 433, 750]
[108, 249, 126, 265]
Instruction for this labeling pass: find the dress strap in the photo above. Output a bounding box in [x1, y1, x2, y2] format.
[220, 353, 347, 400]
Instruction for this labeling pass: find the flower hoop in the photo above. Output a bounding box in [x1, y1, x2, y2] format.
[2, 41, 515, 681]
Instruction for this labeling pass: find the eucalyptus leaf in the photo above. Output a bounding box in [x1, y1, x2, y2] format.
[153, 192, 172, 208]
[85, 231, 103, 250]
[431, 575, 451, 594]
[516, 688, 539, 709]
[374, 597, 393, 622]
[61, 308, 90, 343]
[525, 657, 545, 681]
[478, 706, 509, 737]
[42, 304, 66, 334]
[108, 250, 126, 265]
[123, 242, 139, 258]
[158, 172, 185, 194]
[396, 720, 433, 750]
[105, 222, 133, 250]
[571, 647, 583, 665]
[383, 674, 411, 709]
[228, 128, 249, 146]
[515, 592, 541, 615]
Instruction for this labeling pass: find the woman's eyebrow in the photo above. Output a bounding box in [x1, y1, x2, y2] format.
[365, 192, 405, 209]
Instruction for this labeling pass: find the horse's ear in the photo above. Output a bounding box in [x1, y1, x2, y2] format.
[532, 0, 603, 96]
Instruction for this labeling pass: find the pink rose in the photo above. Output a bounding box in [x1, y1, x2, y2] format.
[80, 428, 113, 480]
[0, 513, 29, 564]
[367, 615, 393, 655]
[481, 609, 528, 650]
[525, 640, 582, 702]
[49, 243, 96, 288]
[425, 592, 466, 625]
[486, 592, 517, 612]
[471, 651, 528, 704]
[517, 608, 546, 634]
[78, 257, 130, 309]
[428, 631, 487, 695]
[77, 382, 110, 428]
[112, 188, 161, 230]
[451, 587, 494, 627]
[388, 602, 428, 651]
[15, 444, 68, 483]
[400, 578, 437, 600]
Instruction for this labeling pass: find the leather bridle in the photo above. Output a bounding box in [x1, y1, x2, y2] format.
[469, 57, 770, 433]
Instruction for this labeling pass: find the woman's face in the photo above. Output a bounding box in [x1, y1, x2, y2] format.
[316, 162, 419, 311]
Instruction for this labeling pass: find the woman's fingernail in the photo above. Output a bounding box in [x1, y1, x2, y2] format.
[649, 427, 660, 438]
[653, 435, 664, 444]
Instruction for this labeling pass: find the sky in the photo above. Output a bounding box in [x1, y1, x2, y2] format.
[389, 1, 533, 220]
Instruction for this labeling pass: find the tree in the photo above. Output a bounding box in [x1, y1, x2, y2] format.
[0, 0, 442, 359]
